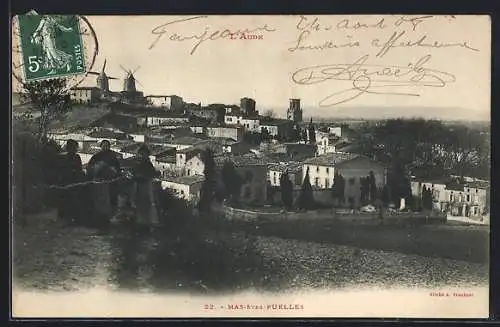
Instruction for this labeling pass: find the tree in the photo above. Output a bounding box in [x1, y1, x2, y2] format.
[441, 125, 485, 179]
[198, 149, 216, 212]
[301, 129, 308, 143]
[279, 171, 294, 210]
[338, 173, 345, 205]
[221, 160, 243, 205]
[291, 124, 301, 142]
[261, 128, 272, 142]
[368, 171, 377, 202]
[331, 172, 346, 206]
[297, 167, 315, 210]
[381, 185, 391, 207]
[308, 118, 316, 144]
[266, 181, 276, 205]
[366, 118, 489, 181]
[21, 78, 72, 142]
[422, 186, 434, 211]
[360, 177, 369, 204]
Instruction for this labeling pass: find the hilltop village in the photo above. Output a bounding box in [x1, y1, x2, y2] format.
[16, 61, 490, 218]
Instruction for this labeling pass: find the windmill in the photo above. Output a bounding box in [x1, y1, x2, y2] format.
[120, 65, 144, 93]
[87, 59, 118, 93]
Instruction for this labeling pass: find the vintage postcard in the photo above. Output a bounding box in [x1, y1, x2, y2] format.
[11, 14, 491, 318]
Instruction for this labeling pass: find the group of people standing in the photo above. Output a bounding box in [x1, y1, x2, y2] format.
[57, 139, 160, 232]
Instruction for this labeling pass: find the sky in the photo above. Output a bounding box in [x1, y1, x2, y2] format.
[14, 15, 491, 121]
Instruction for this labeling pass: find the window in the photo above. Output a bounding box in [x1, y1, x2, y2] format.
[180, 190, 184, 195]
[325, 178, 329, 188]
[227, 117, 232, 122]
[326, 167, 329, 173]
[316, 166, 320, 173]
[449, 193, 453, 201]
[466, 194, 470, 202]
[315, 177, 320, 187]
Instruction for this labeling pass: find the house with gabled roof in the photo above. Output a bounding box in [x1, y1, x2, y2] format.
[303, 153, 387, 208]
[160, 175, 205, 201]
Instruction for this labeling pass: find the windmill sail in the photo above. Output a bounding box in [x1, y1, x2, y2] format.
[120, 64, 141, 92]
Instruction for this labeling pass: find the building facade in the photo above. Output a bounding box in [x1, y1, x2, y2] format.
[145, 112, 189, 126]
[316, 131, 338, 155]
[224, 114, 260, 132]
[160, 175, 204, 201]
[410, 178, 490, 217]
[260, 119, 294, 140]
[146, 95, 184, 112]
[303, 153, 387, 208]
[206, 126, 244, 141]
[268, 162, 303, 189]
[70, 87, 101, 104]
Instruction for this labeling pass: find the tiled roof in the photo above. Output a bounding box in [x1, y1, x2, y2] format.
[120, 142, 175, 156]
[268, 161, 303, 173]
[156, 155, 176, 163]
[211, 138, 240, 146]
[163, 175, 204, 185]
[177, 146, 205, 154]
[145, 110, 188, 118]
[170, 136, 209, 146]
[466, 181, 490, 189]
[259, 118, 292, 126]
[413, 177, 490, 190]
[87, 128, 128, 140]
[303, 152, 360, 166]
[150, 144, 176, 156]
[446, 183, 466, 192]
[411, 177, 452, 185]
[214, 153, 267, 167]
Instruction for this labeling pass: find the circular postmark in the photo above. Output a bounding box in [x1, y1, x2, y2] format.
[11, 12, 99, 92]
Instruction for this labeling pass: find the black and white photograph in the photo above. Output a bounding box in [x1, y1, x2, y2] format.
[11, 14, 491, 318]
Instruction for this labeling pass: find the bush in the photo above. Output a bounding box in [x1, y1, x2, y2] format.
[12, 131, 62, 216]
[156, 188, 196, 229]
[143, 188, 265, 292]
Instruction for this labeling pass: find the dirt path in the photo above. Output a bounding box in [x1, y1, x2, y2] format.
[12, 212, 489, 293]
[13, 219, 115, 292]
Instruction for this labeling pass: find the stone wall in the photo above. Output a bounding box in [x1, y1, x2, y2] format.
[219, 205, 447, 225]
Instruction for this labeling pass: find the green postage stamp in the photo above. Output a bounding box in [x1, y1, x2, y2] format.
[17, 14, 86, 82]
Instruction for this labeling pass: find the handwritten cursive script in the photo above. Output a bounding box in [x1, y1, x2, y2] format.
[149, 16, 276, 55]
[292, 54, 456, 107]
[372, 30, 480, 58]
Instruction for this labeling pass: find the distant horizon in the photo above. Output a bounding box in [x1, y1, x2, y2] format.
[11, 91, 490, 124]
[265, 105, 491, 123]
